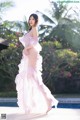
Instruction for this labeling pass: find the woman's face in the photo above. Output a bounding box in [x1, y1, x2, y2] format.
[28, 16, 36, 27]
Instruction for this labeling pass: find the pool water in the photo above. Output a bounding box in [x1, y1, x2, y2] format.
[53, 103, 80, 109]
[0, 102, 80, 109]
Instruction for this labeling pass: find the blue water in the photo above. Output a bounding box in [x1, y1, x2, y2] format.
[53, 103, 80, 109]
[0, 102, 80, 109]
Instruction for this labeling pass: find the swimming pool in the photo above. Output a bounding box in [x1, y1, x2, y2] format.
[0, 102, 80, 109]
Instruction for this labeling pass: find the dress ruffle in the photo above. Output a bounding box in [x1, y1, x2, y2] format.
[15, 31, 58, 114]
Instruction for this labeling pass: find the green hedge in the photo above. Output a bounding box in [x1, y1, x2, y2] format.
[0, 41, 80, 94]
[0, 43, 23, 92]
[41, 41, 80, 94]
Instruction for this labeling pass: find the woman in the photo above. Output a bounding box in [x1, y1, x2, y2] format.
[15, 13, 58, 114]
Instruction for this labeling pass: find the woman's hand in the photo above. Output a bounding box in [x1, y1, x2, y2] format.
[23, 48, 29, 55]
[23, 45, 35, 56]
[26, 45, 34, 50]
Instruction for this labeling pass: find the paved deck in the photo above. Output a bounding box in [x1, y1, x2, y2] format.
[0, 107, 80, 120]
[0, 98, 80, 120]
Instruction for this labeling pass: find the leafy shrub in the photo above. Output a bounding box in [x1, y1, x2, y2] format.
[0, 43, 23, 91]
[41, 41, 80, 94]
[0, 40, 80, 94]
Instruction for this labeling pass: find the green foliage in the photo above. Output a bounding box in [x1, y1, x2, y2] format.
[38, 1, 80, 51]
[0, 44, 23, 91]
[3, 20, 29, 33]
[0, 0, 80, 95]
[0, 91, 16, 97]
[0, 41, 80, 94]
[41, 41, 80, 94]
[0, 0, 15, 20]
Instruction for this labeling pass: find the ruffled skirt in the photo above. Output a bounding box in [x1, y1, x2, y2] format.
[15, 43, 58, 114]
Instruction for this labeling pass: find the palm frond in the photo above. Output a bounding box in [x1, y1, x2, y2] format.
[64, 7, 72, 18]
[0, 1, 14, 12]
[50, 1, 67, 20]
[36, 10, 55, 24]
[39, 24, 52, 29]
[0, 1, 15, 21]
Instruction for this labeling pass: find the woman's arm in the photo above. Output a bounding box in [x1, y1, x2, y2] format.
[25, 45, 33, 50]
[32, 27, 38, 37]
[23, 27, 38, 55]
[26, 27, 38, 50]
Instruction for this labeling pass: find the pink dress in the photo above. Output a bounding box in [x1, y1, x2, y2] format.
[15, 30, 58, 114]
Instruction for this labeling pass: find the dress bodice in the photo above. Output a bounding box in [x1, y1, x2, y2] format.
[19, 31, 42, 52]
[19, 31, 38, 48]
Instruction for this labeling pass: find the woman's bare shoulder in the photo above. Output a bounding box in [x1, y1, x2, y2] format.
[32, 27, 38, 37]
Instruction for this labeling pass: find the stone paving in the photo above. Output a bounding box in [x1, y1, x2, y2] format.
[0, 107, 80, 120]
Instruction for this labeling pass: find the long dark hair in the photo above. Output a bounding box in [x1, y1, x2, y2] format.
[28, 13, 38, 31]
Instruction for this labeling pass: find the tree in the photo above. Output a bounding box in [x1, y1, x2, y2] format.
[0, 16, 29, 46]
[0, 0, 14, 21]
[3, 16, 29, 33]
[37, 1, 80, 50]
[0, 0, 15, 49]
